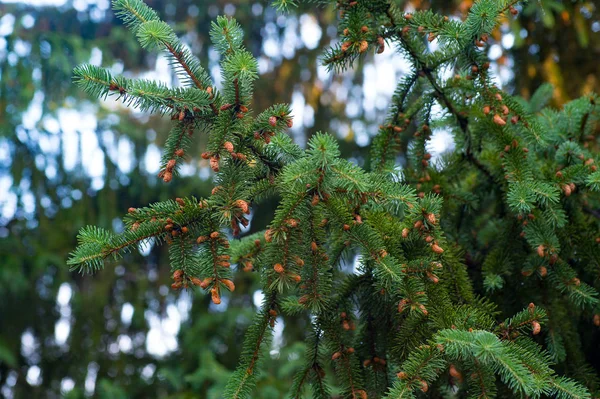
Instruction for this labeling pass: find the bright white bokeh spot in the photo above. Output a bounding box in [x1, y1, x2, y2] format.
[61, 378, 75, 394]
[54, 319, 71, 345]
[253, 290, 265, 308]
[57, 283, 72, 306]
[121, 302, 134, 325]
[26, 366, 41, 386]
[300, 14, 322, 50]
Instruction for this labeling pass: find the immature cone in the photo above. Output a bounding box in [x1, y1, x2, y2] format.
[398, 299, 408, 313]
[483, 105, 491, 115]
[419, 379, 429, 393]
[449, 364, 463, 382]
[199, 278, 212, 289]
[426, 213, 436, 224]
[210, 156, 220, 172]
[538, 266, 548, 277]
[397, 371, 408, 379]
[171, 282, 182, 290]
[537, 244, 545, 257]
[221, 279, 235, 292]
[268, 116, 277, 126]
[234, 199, 250, 214]
[223, 141, 234, 153]
[273, 263, 284, 273]
[354, 389, 368, 399]
[264, 229, 274, 243]
[402, 228, 409, 238]
[532, 321, 541, 335]
[431, 243, 444, 254]
[332, 352, 342, 361]
[173, 269, 183, 280]
[190, 277, 202, 287]
[493, 114, 506, 126]
[175, 148, 184, 157]
[593, 314, 600, 326]
[358, 40, 369, 53]
[341, 41, 352, 52]
[210, 288, 221, 304]
[162, 171, 173, 183]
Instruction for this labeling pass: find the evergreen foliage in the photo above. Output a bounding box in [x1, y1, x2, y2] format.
[69, 0, 600, 397]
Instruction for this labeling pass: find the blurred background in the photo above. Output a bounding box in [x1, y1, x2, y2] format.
[0, 0, 598, 397]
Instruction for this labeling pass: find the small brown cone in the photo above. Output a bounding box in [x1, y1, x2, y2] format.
[493, 114, 506, 126]
[210, 288, 221, 305]
[431, 243, 444, 254]
[532, 321, 541, 335]
[221, 279, 235, 292]
[537, 245, 545, 257]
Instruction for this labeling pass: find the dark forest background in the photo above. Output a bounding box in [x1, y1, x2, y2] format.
[0, 0, 598, 397]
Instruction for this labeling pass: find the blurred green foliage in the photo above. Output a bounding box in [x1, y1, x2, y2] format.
[0, 0, 598, 397]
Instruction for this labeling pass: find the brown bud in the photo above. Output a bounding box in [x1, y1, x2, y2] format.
[593, 314, 600, 326]
[239, 105, 249, 113]
[187, 277, 200, 287]
[402, 228, 409, 238]
[220, 103, 232, 111]
[449, 364, 462, 381]
[420, 380, 429, 393]
[175, 148, 184, 157]
[431, 243, 444, 254]
[171, 282, 182, 290]
[201, 152, 211, 160]
[537, 245, 545, 257]
[162, 171, 173, 183]
[234, 199, 250, 214]
[273, 263, 284, 273]
[210, 231, 220, 239]
[426, 213, 436, 224]
[210, 288, 221, 304]
[493, 114, 506, 126]
[398, 299, 408, 313]
[358, 40, 369, 53]
[532, 321, 541, 335]
[341, 41, 352, 52]
[264, 229, 274, 243]
[538, 266, 547, 277]
[332, 352, 342, 361]
[397, 371, 408, 379]
[221, 279, 235, 291]
[223, 141, 234, 153]
[343, 224, 351, 231]
[210, 156, 220, 172]
[197, 236, 208, 244]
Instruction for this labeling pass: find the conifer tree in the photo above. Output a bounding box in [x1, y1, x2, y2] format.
[69, 0, 599, 397]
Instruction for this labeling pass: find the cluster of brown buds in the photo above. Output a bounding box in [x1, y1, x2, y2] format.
[402, 212, 444, 255]
[483, 93, 521, 127]
[230, 199, 251, 237]
[340, 311, 356, 331]
[201, 151, 220, 172]
[340, 26, 369, 54]
[363, 356, 386, 370]
[222, 141, 247, 162]
[398, 297, 428, 316]
[238, 239, 261, 272]
[268, 309, 278, 328]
